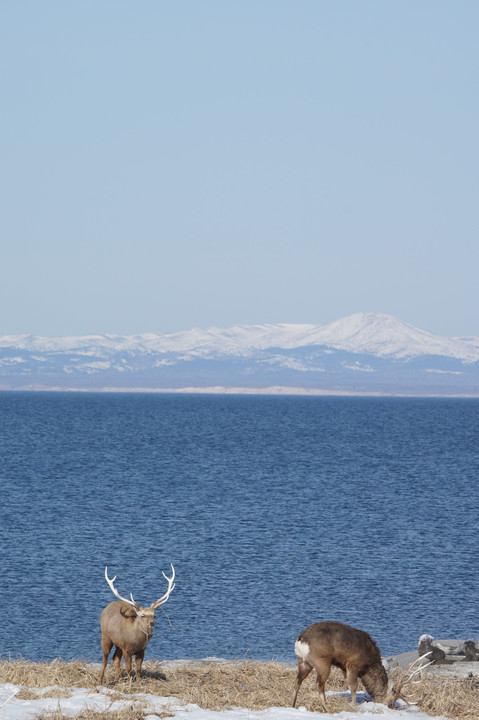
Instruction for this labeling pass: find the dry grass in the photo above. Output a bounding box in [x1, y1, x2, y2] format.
[0, 659, 98, 688]
[34, 708, 175, 720]
[1, 658, 479, 719]
[15, 688, 74, 700]
[416, 673, 479, 720]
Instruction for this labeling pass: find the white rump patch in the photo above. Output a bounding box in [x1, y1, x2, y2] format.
[295, 639, 310, 662]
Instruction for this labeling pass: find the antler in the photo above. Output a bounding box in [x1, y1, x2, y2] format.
[151, 564, 176, 609]
[393, 652, 434, 702]
[105, 567, 141, 610]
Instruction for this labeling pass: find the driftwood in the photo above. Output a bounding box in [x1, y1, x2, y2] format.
[464, 640, 478, 662]
[418, 635, 479, 664]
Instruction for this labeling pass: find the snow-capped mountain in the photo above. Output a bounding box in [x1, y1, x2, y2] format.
[1, 313, 478, 395]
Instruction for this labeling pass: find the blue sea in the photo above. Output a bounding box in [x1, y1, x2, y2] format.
[1, 392, 478, 664]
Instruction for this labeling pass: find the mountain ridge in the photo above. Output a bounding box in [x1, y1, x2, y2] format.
[1, 313, 478, 395]
[1, 313, 479, 361]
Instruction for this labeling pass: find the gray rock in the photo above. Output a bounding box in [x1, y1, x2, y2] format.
[464, 640, 478, 661]
[417, 634, 445, 663]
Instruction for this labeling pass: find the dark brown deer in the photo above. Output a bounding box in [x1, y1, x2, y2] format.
[293, 621, 430, 710]
[99, 565, 175, 684]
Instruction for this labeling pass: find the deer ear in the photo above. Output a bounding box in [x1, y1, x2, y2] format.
[120, 604, 138, 619]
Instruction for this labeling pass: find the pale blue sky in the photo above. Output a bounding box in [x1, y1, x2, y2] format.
[1, 1, 478, 337]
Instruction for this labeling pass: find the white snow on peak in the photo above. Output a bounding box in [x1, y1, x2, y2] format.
[301, 313, 479, 361]
[0, 314, 478, 362]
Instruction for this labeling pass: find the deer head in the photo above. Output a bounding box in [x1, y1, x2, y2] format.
[104, 564, 175, 636]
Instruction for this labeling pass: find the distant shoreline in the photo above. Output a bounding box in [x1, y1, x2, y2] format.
[1, 385, 479, 398]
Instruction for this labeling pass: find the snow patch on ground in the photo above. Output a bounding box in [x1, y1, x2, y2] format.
[0, 683, 440, 720]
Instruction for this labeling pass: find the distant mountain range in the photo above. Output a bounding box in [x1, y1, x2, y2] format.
[1, 313, 479, 395]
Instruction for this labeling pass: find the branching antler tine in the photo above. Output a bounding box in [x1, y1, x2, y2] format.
[402, 653, 433, 681]
[407, 661, 434, 682]
[405, 652, 433, 673]
[104, 566, 138, 609]
[105, 567, 117, 584]
[405, 658, 434, 684]
[394, 651, 434, 696]
[151, 564, 175, 609]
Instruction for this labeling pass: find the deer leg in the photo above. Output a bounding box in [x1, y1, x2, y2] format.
[123, 650, 133, 681]
[135, 650, 145, 681]
[99, 637, 113, 684]
[346, 669, 359, 708]
[314, 660, 332, 711]
[293, 659, 313, 707]
[112, 646, 123, 682]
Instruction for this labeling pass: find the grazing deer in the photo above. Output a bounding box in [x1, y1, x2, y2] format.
[99, 564, 175, 684]
[293, 621, 430, 710]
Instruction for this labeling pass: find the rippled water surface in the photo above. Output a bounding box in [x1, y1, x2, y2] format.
[1, 392, 478, 662]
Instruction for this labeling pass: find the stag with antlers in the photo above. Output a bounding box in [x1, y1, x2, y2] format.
[99, 564, 175, 684]
[293, 621, 431, 710]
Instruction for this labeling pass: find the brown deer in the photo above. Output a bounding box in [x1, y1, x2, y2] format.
[99, 564, 175, 684]
[293, 621, 430, 710]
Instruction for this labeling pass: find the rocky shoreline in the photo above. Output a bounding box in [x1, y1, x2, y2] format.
[385, 637, 479, 678]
